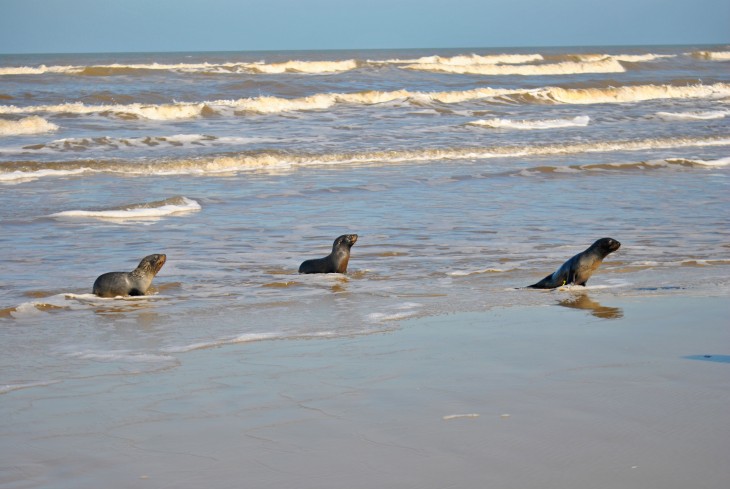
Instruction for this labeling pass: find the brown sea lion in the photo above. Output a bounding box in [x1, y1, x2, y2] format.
[527, 238, 620, 289]
[92, 254, 166, 297]
[298, 234, 358, 274]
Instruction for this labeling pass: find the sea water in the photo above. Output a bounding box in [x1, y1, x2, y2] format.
[1, 45, 729, 389]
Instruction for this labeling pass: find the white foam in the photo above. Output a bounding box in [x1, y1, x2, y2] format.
[692, 51, 730, 61]
[448, 268, 506, 276]
[610, 54, 675, 62]
[666, 156, 730, 167]
[532, 83, 730, 105]
[0, 380, 62, 395]
[2, 84, 728, 119]
[7, 293, 90, 318]
[67, 350, 176, 363]
[249, 59, 358, 74]
[0, 168, 93, 184]
[469, 115, 590, 130]
[404, 58, 626, 76]
[367, 302, 422, 323]
[656, 110, 728, 121]
[162, 332, 284, 353]
[3, 135, 729, 182]
[568, 53, 674, 63]
[50, 196, 201, 221]
[0, 51, 682, 77]
[0, 116, 58, 136]
[384, 53, 544, 65]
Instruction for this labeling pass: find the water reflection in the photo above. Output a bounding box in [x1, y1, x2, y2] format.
[558, 293, 624, 319]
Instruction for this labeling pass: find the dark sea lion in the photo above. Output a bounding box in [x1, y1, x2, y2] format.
[527, 238, 620, 289]
[92, 254, 166, 297]
[298, 234, 358, 274]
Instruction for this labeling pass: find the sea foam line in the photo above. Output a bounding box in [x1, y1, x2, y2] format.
[0, 50, 679, 76]
[0, 59, 360, 76]
[2, 83, 727, 119]
[403, 58, 627, 76]
[468, 115, 590, 130]
[50, 196, 201, 220]
[656, 110, 729, 121]
[2, 135, 728, 182]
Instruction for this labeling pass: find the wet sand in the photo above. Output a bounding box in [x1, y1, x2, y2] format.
[2, 294, 729, 489]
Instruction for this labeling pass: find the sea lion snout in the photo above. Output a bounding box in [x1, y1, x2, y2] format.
[335, 234, 358, 248]
[592, 237, 620, 254]
[153, 254, 167, 273]
[138, 253, 167, 274]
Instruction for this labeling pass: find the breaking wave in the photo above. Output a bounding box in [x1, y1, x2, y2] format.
[403, 58, 627, 76]
[0, 59, 360, 76]
[0, 116, 59, 136]
[0, 51, 678, 77]
[691, 51, 730, 61]
[18, 133, 261, 153]
[382, 53, 545, 65]
[2, 83, 728, 120]
[2, 135, 728, 182]
[520, 83, 730, 105]
[50, 196, 201, 220]
[468, 115, 590, 130]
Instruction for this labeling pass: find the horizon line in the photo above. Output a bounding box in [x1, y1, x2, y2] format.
[1, 42, 728, 57]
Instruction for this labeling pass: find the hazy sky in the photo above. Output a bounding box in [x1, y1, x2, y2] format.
[1, 0, 728, 54]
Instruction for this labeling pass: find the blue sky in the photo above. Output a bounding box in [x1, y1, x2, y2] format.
[1, 0, 728, 54]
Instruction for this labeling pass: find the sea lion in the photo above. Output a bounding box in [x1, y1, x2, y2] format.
[92, 254, 166, 297]
[527, 238, 620, 289]
[298, 234, 358, 274]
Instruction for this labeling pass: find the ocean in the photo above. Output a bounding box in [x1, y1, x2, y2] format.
[1, 45, 729, 391]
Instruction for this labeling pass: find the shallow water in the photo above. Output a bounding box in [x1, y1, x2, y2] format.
[1, 45, 729, 389]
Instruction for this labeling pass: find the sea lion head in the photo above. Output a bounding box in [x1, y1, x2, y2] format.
[137, 254, 167, 276]
[333, 234, 358, 250]
[591, 238, 621, 256]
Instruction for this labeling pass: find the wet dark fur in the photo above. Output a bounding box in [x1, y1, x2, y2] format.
[298, 234, 358, 274]
[527, 238, 620, 289]
[93, 254, 166, 297]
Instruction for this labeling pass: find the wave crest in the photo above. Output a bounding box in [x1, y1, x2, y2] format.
[404, 58, 626, 76]
[0, 116, 59, 136]
[524, 83, 730, 104]
[50, 196, 201, 221]
[3, 135, 728, 182]
[3, 83, 727, 120]
[691, 51, 730, 61]
[656, 110, 729, 121]
[468, 115, 590, 130]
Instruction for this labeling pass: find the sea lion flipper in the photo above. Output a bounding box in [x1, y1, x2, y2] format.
[527, 273, 557, 289]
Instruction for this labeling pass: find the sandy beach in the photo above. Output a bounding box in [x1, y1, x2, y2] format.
[3, 294, 728, 489]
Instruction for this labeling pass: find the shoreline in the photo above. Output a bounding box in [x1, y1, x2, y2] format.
[2, 295, 729, 488]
